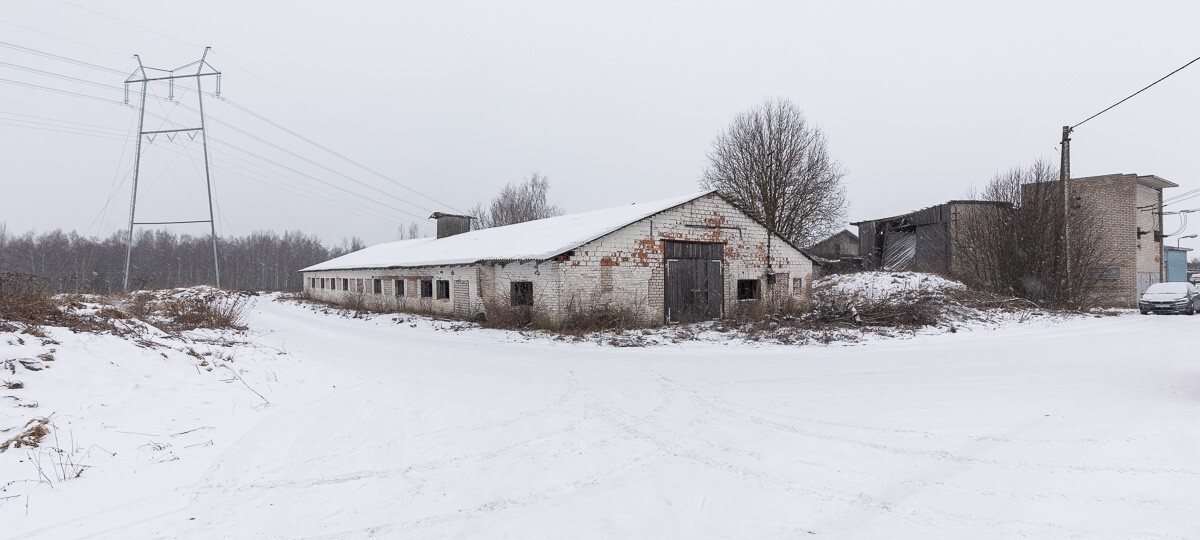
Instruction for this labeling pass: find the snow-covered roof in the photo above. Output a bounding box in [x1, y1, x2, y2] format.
[301, 190, 715, 271]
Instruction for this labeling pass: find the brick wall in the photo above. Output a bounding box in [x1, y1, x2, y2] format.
[302, 266, 480, 317]
[1069, 176, 1136, 306]
[1067, 174, 1165, 307]
[558, 192, 813, 325]
[301, 193, 814, 326]
[1134, 182, 1164, 295]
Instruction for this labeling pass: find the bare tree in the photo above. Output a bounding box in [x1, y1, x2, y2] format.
[957, 159, 1117, 308]
[700, 98, 847, 247]
[0, 227, 341, 292]
[396, 221, 424, 240]
[470, 172, 563, 229]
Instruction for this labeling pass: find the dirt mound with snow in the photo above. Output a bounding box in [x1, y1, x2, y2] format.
[816, 271, 966, 302]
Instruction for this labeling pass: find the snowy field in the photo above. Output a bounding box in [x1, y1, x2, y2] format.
[3, 295, 1200, 539]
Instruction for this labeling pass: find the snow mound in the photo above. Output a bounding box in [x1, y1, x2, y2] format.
[815, 271, 966, 302]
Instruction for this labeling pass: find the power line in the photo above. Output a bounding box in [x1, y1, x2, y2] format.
[215, 95, 465, 213]
[0, 60, 121, 92]
[0, 39, 127, 75]
[2, 41, 461, 218]
[0, 110, 131, 133]
[55, 0, 204, 49]
[0, 46, 441, 232]
[169, 100, 439, 216]
[1072, 54, 1200, 129]
[0, 119, 130, 141]
[207, 56, 473, 203]
[204, 137, 429, 221]
[0, 77, 122, 104]
[0, 17, 130, 58]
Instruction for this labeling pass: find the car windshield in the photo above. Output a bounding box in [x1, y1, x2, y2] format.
[1144, 282, 1189, 295]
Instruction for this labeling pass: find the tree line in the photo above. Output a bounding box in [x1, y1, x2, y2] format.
[0, 224, 357, 293]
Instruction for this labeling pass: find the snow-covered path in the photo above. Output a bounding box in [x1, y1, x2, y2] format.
[15, 300, 1200, 539]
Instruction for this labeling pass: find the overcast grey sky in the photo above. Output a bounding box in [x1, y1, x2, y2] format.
[2, 1, 1199, 250]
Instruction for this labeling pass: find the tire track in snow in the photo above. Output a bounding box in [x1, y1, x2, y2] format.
[656, 375, 1200, 477]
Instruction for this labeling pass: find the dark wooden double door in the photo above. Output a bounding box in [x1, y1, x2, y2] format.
[664, 241, 724, 323]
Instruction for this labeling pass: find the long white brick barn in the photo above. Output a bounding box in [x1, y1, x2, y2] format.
[300, 191, 815, 327]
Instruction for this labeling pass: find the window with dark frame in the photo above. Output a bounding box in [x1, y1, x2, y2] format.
[737, 279, 760, 300]
[342, 278, 349, 290]
[436, 280, 450, 300]
[511, 281, 533, 306]
[1090, 266, 1122, 280]
[373, 279, 382, 294]
[421, 279, 433, 298]
[394, 279, 404, 297]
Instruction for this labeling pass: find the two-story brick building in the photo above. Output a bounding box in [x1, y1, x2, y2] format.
[300, 191, 814, 326]
[1049, 173, 1175, 304]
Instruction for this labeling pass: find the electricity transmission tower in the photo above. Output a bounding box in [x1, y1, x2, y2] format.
[121, 48, 222, 291]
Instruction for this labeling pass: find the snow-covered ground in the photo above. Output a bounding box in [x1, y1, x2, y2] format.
[3, 295, 1200, 539]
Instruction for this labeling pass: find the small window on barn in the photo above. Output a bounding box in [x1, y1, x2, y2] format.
[511, 281, 533, 306]
[394, 279, 404, 297]
[342, 278, 349, 291]
[792, 277, 804, 297]
[436, 280, 450, 300]
[420, 279, 433, 298]
[373, 279, 382, 294]
[737, 279, 760, 300]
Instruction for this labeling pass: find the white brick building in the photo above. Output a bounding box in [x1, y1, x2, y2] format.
[300, 191, 815, 326]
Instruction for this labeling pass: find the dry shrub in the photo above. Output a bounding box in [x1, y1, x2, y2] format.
[809, 287, 942, 327]
[480, 299, 535, 329]
[0, 273, 59, 327]
[0, 273, 117, 334]
[124, 289, 251, 332]
[0, 417, 50, 452]
[558, 303, 644, 333]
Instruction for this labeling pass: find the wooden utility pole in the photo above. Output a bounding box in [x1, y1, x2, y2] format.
[1060, 125, 1072, 304]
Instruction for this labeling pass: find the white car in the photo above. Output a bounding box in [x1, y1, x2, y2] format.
[1139, 282, 1200, 315]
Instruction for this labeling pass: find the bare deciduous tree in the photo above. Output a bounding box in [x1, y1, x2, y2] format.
[396, 222, 424, 240]
[957, 159, 1117, 309]
[470, 173, 563, 229]
[0, 227, 346, 292]
[700, 98, 847, 247]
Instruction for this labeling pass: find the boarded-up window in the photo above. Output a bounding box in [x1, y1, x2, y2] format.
[373, 279, 382, 294]
[356, 279, 365, 293]
[436, 280, 450, 300]
[511, 281, 533, 306]
[394, 279, 404, 296]
[737, 279, 760, 300]
[421, 280, 433, 298]
[792, 277, 804, 296]
[600, 266, 613, 293]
